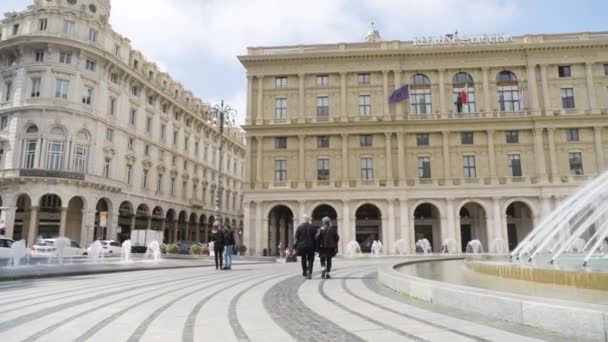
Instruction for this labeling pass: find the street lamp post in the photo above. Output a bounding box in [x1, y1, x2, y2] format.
[211, 100, 237, 231]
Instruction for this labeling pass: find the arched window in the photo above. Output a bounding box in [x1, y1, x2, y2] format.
[452, 72, 476, 113]
[410, 74, 432, 115]
[47, 126, 67, 170]
[72, 130, 89, 173]
[496, 71, 520, 112]
[26, 125, 38, 134]
[22, 125, 39, 169]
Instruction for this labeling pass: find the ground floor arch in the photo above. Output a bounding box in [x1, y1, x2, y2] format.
[355, 204, 382, 253]
[117, 201, 134, 242]
[413, 203, 442, 252]
[94, 198, 112, 241]
[459, 202, 488, 252]
[177, 211, 188, 241]
[165, 209, 177, 243]
[13, 194, 32, 241]
[66, 196, 84, 242]
[268, 205, 294, 256]
[506, 201, 534, 251]
[37, 194, 62, 240]
[311, 204, 338, 228]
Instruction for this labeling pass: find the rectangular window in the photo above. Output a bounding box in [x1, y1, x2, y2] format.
[411, 88, 432, 114]
[109, 97, 116, 116]
[156, 174, 162, 193]
[88, 29, 97, 43]
[418, 157, 431, 179]
[506, 131, 519, 143]
[316, 96, 329, 119]
[317, 158, 330, 181]
[317, 136, 329, 148]
[358, 73, 370, 85]
[110, 72, 119, 84]
[463, 155, 477, 178]
[359, 134, 373, 147]
[508, 153, 522, 177]
[126, 165, 132, 185]
[128, 138, 134, 150]
[129, 109, 136, 127]
[0, 116, 6, 130]
[604, 64, 608, 76]
[275, 97, 287, 120]
[81, 87, 93, 105]
[274, 159, 287, 182]
[39, 18, 48, 31]
[497, 86, 520, 112]
[183, 160, 188, 171]
[103, 158, 111, 178]
[275, 77, 288, 88]
[558, 65, 571, 78]
[144, 144, 150, 156]
[4, 81, 13, 102]
[145, 117, 152, 133]
[184, 137, 189, 151]
[114, 44, 121, 56]
[59, 51, 72, 64]
[316, 75, 329, 87]
[85, 59, 96, 72]
[275, 137, 287, 149]
[566, 128, 579, 142]
[162, 103, 168, 113]
[31, 78, 41, 98]
[72, 144, 87, 173]
[360, 157, 373, 180]
[63, 20, 75, 34]
[569, 152, 583, 175]
[160, 124, 166, 140]
[131, 86, 139, 96]
[170, 178, 176, 195]
[172, 155, 177, 166]
[142, 170, 148, 189]
[561, 88, 575, 109]
[23, 140, 37, 169]
[461, 132, 474, 144]
[416, 133, 429, 146]
[34, 50, 45, 63]
[46, 140, 65, 170]
[106, 128, 113, 142]
[359, 95, 371, 117]
[12, 24, 19, 35]
[55, 80, 69, 99]
[173, 132, 178, 145]
[195, 142, 199, 156]
[147, 95, 154, 106]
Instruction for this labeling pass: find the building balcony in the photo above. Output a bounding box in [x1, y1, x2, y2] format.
[0, 168, 126, 190]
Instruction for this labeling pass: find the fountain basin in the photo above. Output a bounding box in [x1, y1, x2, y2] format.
[378, 258, 608, 341]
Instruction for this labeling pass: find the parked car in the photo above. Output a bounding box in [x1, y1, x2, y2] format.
[177, 241, 201, 255]
[0, 238, 14, 259]
[31, 239, 87, 257]
[130, 242, 167, 254]
[87, 240, 122, 256]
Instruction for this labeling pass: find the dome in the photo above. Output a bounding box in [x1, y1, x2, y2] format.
[365, 22, 382, 42]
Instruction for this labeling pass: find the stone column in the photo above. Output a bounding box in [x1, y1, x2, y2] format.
[1, 206, 17, 239]
[242, 201, 251, 249]
[262, 217, 269, 255]
[397, 132, 406, 186]
[246, 76, 253, 124]
[27, 206, 39, 247]
[297, 200, 306, 227]
[269, 214, 277, 255]
[533, 128, 547, 182]
[256, 76, 264, 124]
[442, 131, 451, 179]
[438, 68, 446, 115]
[255, 201, 262, 255]
[382, 70, 390, 117]
[341, 200, 351, 249]
[256, 137, 263, 183]
[340, 72, 347, 117]
[487, 129, 496, 180]
[298, 73, 305, 121]
[387, 199, 396, 254]
[279, 217, 286, 249]
[398, 199, 410, 253]
[541, 196, 553, 220]
[172, 220, 178, 242]
[341, 134, 349, 183]
[492, 197, 504, 243]
[585, 62, 597, 111]
[594, 127, 605, 173]
[482, 67, 491, 112]
[526, 64, 540, 114]
[298, 135, 305, 186]
[195, 221, 200, 242]
[539, 64, 551, 114]
[547, 128, 558, 181]
[446, 198, 456, 247]
[394, 70, 402, 115]
[81, 209, 96, 247]
[385, 132, 393, 182]
[59, 207, 68, 237]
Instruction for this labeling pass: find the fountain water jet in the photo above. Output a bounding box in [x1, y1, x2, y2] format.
[121, 240, 132, 262]
[415, 239, 432, 255]
[490, 238, 509, 254]
[394, 239, 409, 255]
[88, 240, 104, 263]
[441, 239, 458, 254]
[370, 241, 383, 256]
[9, 240, 28, 267]
[145, 241, 161, 261]
[55, 237, 70, 264]
[345, 241, 362, 257]
[466, 240, 484, 254]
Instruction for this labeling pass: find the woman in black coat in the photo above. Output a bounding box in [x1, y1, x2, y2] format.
[315, 216, 339, 279]
[210, 226, 225, 270]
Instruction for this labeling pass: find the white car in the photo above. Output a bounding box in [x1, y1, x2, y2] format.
[0, 238, 15, 259]
[87, 240, 122, 256]
[31, 239, 87, 257]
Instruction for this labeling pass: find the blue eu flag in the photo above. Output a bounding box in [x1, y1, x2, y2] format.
[389, 84, 410, 103]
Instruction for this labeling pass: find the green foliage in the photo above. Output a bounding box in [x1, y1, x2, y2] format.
[165, 244, 179, 254]
[190, 245, 202, 255]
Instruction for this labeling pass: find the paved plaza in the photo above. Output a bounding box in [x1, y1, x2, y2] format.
[0, 258, 572, 342]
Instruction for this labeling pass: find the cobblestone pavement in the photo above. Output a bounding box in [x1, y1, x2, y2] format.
[0, 258, 572, 341]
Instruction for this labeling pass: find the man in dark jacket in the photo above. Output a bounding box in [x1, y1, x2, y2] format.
[294, 215, 317, 279]
[315, 217, 339, 279]
[210, 224, 225, 270]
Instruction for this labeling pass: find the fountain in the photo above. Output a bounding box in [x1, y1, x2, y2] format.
[145, 240, 161, 261]
[441, 238, 458, 254]
[88, 240, 104, 263]
[569, 238, 586, 253]
[344, 240, 362, 257]
[55, 237, 70, 264]
[465, 239, 484, 254]
[121, 240, 132, 262]
[8, 240, 29, 267]
[394, 239, 409, 255]
[370, 240, 383, 256]
[415, 239, 432, 255]
[489, 238, 509, 254]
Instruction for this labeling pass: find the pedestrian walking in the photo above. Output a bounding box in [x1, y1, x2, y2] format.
[294, 215, 317, 279]
[210, 224, 225, 270]
[223, 226, 235, 270]
[315, 217, 339, 279]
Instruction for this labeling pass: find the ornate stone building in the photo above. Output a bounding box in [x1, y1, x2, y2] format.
[0, 0, 246, 247]
[239, 28, 608, 255]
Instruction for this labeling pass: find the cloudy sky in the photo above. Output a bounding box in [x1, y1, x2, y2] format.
[2, 0, 607, 124]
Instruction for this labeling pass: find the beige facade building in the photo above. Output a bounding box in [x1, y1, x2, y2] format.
[0, 0, 246, 247]
[239, 27, 608, 256]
